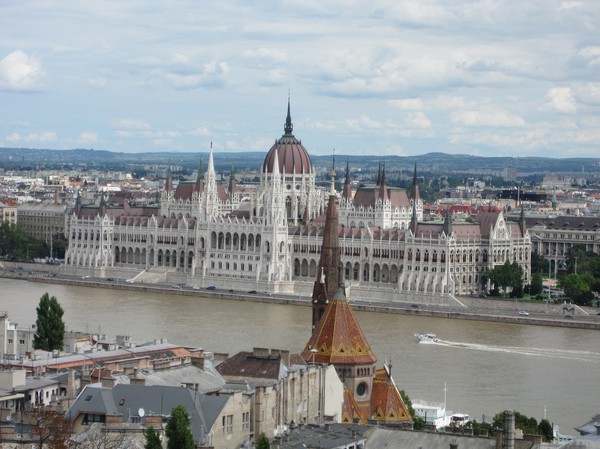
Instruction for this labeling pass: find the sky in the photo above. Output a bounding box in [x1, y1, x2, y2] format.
[1, 1, 599, 158]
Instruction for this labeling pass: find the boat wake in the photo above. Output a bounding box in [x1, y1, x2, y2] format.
[423, 339, 600, 363]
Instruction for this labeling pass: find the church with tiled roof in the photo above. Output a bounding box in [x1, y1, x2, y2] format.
[301, 174, 412, 426]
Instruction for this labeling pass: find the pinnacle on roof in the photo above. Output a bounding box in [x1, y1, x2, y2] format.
[378, 161, 388, 202]
[410, 163, 420, 202]
[342, 160, 352, 200]
[311, 192, 341, 329]
[444, 206, 452, 236]
[284, 95, 293, 135]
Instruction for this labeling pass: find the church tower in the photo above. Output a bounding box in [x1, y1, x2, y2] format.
[310, 163, 341, 329]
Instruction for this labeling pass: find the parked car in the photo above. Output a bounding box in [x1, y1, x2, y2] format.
[206, 285, 216, 290]
[518, 311, 529, 316]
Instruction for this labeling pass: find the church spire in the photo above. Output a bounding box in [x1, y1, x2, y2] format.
[284, 94, 293, 135]
[311, 174, 341, 330]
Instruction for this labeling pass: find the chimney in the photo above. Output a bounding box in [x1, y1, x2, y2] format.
[503, 410, 515, 449]
[495, 429, 504, 449]
[253, 347, 270, 358]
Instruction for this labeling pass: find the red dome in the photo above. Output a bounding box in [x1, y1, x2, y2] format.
[262, 101, 313, 174]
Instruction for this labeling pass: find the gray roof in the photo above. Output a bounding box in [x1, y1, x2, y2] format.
[66, 383, 229, 444]
[277, 423, 370, 449]
[136, 362, 226, 393]
[365, 428, 533, 449]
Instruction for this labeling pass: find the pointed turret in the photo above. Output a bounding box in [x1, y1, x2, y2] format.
[204, 142, 218, 219]
[376, 160, 382, 185]
[410, 163, 420, 202]
[284, 95, 293, 135]
[342, 161, 352, 201]
[228, 165, 237, 196]
[378, 161, 388, 202]
[194, 158, 204, 194]
[519, 203, 526, 236]
[311, 172, 341, 329]
[99, 194, 107, 217]
[165, 162, 173, 193]
[444, 206, 452, 236]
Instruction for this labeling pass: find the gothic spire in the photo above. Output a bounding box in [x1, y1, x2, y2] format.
[444, 206, 452, 236]
[284, 95, 293, 135]
[410, 163, 420, 203]
[311, 181, 341, 330]
[519, 203, 526, 236]
[342, 160, 352, 201]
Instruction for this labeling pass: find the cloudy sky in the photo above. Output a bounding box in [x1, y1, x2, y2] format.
[1, 1, 599, 158]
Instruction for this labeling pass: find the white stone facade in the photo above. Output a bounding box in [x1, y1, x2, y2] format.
[64, 108, 531, 303]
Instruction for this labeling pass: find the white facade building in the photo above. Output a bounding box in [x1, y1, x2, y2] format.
[64, 102, 531, 303]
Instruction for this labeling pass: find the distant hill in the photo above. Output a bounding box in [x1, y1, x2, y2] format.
[1, 147, 599, 175]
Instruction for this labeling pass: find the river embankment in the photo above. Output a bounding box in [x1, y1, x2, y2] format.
[1, 262, 599, 330]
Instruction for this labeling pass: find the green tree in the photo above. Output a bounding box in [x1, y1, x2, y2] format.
[255, 432, 270, 449]
[144, 426, 162, 449]
[559, 273, 594, 306]
[538, 419, 553, 442]
[399, 389, 425, 430]
[530, 272, 544, 296]
[493, 410, 540, 437]
[165, 405, 194, 449]
[33, 293, 65, 351]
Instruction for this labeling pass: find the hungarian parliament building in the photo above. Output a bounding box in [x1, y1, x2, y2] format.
[64, 103, 531, 305]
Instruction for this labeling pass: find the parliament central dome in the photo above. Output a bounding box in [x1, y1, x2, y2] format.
[262, 100, 313, 175]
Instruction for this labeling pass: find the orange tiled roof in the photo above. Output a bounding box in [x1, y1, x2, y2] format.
[341, 388, 367, 424]
[301, 297, 377, 366]
[370, 366, 412, 423]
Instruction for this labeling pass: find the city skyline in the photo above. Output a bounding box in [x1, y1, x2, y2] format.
[1, 1, 599, 158]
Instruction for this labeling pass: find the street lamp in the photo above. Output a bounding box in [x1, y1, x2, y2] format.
[575, 256, 579, 275]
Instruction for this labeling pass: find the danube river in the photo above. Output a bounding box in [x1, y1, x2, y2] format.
[2, 278, 598, 434]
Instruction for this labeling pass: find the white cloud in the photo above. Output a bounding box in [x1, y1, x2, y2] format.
[78, 131, 98, 144]
[577, 46, 600, 66]
[188, 127, 210, 136]
[0, 50, 44, 91]
[558, 1, 584, 10]
[88, 77, 108, 89]
[243, 47, 288, 62]
[115, 119, 151, 131]
[451, 110, 525, 127]
[546, 87, 577, 113]
[388, 98, 424, 110]
[406, 112, 432, 129]
[5, 131, 57, 143]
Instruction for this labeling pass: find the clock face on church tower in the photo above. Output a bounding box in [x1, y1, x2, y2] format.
[356, 382, 367, 397]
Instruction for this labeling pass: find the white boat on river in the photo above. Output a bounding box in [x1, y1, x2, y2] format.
[415, 332, 440, 343]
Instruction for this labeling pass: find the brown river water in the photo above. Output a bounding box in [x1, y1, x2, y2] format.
[1, 278, 599, 434]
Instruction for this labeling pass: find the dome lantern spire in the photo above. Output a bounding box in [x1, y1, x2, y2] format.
[284, 94, 293, 135]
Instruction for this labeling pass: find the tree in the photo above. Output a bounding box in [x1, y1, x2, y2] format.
[144, 426, 162, 449]
[30, 407, 73, 449]
[165, 405, 194, 449]
[399, 389, 425, 430]
[255, 432, 270, 449]
[538, 419, 553, 442]
[33, 293, 66, 351]
[530, 272, 544, 296]
[559, 273, 594, 306]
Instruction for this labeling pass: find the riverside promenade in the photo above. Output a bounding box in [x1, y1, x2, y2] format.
[2, 262, 599, 331]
